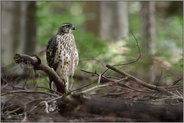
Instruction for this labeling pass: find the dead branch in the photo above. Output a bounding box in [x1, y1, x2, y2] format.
[167, 77, 183, 87]
[81, 69, 152, 94]
[13, 53, 66, 94]
[80, 83, 111, 94]
[1, 90, 58, 97]
[106, 64, 174, 96]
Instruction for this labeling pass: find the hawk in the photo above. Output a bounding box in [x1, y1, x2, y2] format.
[46, 23, 79, 92]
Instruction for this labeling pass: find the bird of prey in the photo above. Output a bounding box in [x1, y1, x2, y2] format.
[46, 23, 79, 92]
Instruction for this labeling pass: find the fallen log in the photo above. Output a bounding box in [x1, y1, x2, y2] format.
[58, 95, 183, 122]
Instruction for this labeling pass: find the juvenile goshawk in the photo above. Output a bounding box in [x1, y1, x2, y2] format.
[46, 23, 79, 92]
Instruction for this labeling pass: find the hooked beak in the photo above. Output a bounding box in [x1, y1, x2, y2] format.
[72, 26, 75, 30]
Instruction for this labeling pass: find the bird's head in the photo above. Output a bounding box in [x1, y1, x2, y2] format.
[57, 23, 75, 34]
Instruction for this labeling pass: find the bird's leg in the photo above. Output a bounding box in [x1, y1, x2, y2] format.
[49, 81, 58, 112]
[51, 82, 57, 92]
[49, 81, 52, 92]
[49, 77, 54, 93]
[69, 76, 74, 90]
[65, 77, 69, 91]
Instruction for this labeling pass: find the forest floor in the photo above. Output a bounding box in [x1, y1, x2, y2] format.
[1, 54, 183, 122]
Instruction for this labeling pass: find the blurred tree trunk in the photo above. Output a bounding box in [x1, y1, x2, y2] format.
[2, 2, 21, 66]
[155, 1, 183, 18]
[100, 1, 129, 41]
[140, 1, 158, 83]
[12, 2, 21, 53]
[155, 2, 170, 18]
[22, 1, 37, 55]
[140, 1, 156, 55]
[84, 2, 101, 37]
[84, 1, 129, 41]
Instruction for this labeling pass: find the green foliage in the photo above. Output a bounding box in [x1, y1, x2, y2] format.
[4, 110, 17, 115]
[156, 16, 182, 61]
[75, 31, 108, 72]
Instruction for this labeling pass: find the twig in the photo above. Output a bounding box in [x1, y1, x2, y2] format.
[103, 91, 128, 97]
[1, 77, 25, 90]
[175, 90, 182, 97]
[121, 83, 153, 93]
[42, 101, 50, 113]
[106, 64, 173, 96]
[69, 79, 97, 93]
[1, 90, 58, 97]
[36, 86, 62, 95]
[21, 112, 27, 122]
[46, 95, 63, 104]
[70, 69, 107, 93]
[28, 101, 45, 113]
[112, 31, 141, 66]
[80, 83, 111, 94]
[81, 69, 95, 74]
[166, 77, 183, 88]
[153, 70, 163, 85]
[97, 73, 101, 84]
[5, 107, 22, 115]
[81, 69, 119, 83]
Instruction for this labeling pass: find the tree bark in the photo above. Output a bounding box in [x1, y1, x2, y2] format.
[23, 1, 37, 55]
